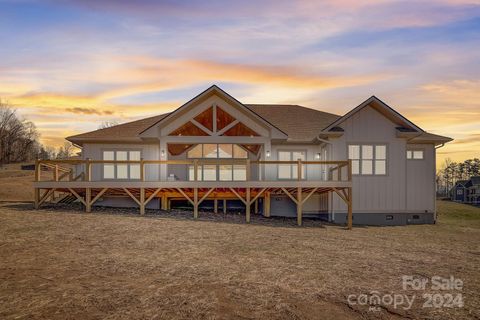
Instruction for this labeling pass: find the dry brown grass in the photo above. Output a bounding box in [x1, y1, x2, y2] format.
[0, 201, 479, 320]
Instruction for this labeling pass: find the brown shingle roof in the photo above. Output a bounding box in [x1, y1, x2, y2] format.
[67, 113, 170, 141]
[245, 104, 340, 141]
[67, 105, 340, 143]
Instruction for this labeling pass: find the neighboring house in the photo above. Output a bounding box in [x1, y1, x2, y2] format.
[448, 176, 480, 206]
[34, 85, 452, 226]
[466, 176, 480, 205]
[450, 180, 469, 202]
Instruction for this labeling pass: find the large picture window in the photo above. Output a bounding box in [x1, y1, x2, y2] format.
[187, 144, 248, 181]
[277, 150, 306, 180]
[348, 144, 386, 175]
[103, 150, 141, 180]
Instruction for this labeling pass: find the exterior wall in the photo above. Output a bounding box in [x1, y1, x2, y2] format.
[270, 193, 328, 217]
[330, 105, 407, 214]
[451, 186, 466, 202]
[406, 144, 435, 213]
[266, 144, 323, 181]
[81, 143, 160, 181]
[94, 196, 161, 209]
[328, 104, 436, 223]
[333, 212, 435, 226]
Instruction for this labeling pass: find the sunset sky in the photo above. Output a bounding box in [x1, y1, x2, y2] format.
[0, 0, 479, 165]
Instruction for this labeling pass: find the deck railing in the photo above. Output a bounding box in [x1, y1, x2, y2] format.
[35, 159, 352, 183]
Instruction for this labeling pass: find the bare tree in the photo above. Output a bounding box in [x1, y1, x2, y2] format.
[0, 99, 44, 164]
[56, 141, 74, 159]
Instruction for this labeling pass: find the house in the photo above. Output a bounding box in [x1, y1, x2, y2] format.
[450, 180, 469, 202]
[466, 176, 480, 205]
[33, 85, 452, 226]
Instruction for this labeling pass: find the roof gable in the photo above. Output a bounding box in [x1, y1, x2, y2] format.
[322, 96, 423, 132]
[140, 85, 287, 139]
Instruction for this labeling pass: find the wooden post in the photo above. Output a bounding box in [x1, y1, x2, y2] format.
[51, 164, 59, 202]
[246, 187, 251, 223]
[140, 188, 145, 215]
[264, 191, 271, 217]
[297, 187, 303, 226]
[246, 159, 251, 181]
[223, 199, 227, 214]
[140, 158, 145, 181]
[193, 188, 199, 219]
[35, 159, 41, 182]
[69, 168, 74, 181]
[86, 188, 91, 213]
[347, 159, 352, 182]
[254, 199, 258, 214]
[193, 159, 198, 181]
[214, 199, 218, 213]
[85, 158, 91, 181]
[167, 199, 171, 210]
[161, 194, 168, 210]
[347, 187, 353, 229]
[297, 159, 302, 180]
[34, 188, 40, 209]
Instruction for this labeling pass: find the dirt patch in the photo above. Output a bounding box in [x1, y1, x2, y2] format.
[0, 201, 479, 319]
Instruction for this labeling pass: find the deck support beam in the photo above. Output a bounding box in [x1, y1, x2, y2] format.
[140, 188, 145, 215]
[193, 188, 199, 219]
[263, 191, 270, 217]
[347, 187, 352, 230]
[223, 199, 227, 214]
[90, 188, 108, 206]
[85, 188, 92, 213]
[34, 188, 40, 209]
[297, 187, 302, 226]
[214, 199, 218, 214]
[246, 187, 251, 223]
[161, 194, 168, 210]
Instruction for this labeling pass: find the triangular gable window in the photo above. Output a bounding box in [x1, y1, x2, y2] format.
[169, 121, 209, 136]
[168, 105, 259, 136]
[194, 106, 213, 132]
[222, 122, 259, 137]
[216, 106, 236, 131]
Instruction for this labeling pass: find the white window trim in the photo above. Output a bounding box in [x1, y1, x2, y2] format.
[347, 144, 388, 176]
[101, 149, 142, 181]
[277, 149, 307, 180]
[186, 144, 249, 181]
[406, 148, 425, 160]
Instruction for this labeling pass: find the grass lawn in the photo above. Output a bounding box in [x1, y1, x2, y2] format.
[0, 200, 479, 319]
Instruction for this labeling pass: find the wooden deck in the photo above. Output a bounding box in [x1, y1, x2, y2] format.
[33, 159, 353, 228]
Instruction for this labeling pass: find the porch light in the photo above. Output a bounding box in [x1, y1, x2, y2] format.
[315, 153, 321, 159]
[266, 150, 271, 158]
[161, 149, 165, 157]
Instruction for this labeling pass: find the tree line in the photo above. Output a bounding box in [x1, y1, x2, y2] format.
[0, 100, 74, 165]
[437, 158, 480, 195]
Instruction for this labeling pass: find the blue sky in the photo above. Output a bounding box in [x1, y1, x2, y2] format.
[0, 0, 479, 163]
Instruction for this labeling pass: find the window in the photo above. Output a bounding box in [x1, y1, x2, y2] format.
[187, 144, 249, 181]
[407, 149, 424, 160]
[102, 150, 141, 180]
[457, 189, 463, 195]
[277, 150, 306, 179]
[348, 144, 387, 175]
